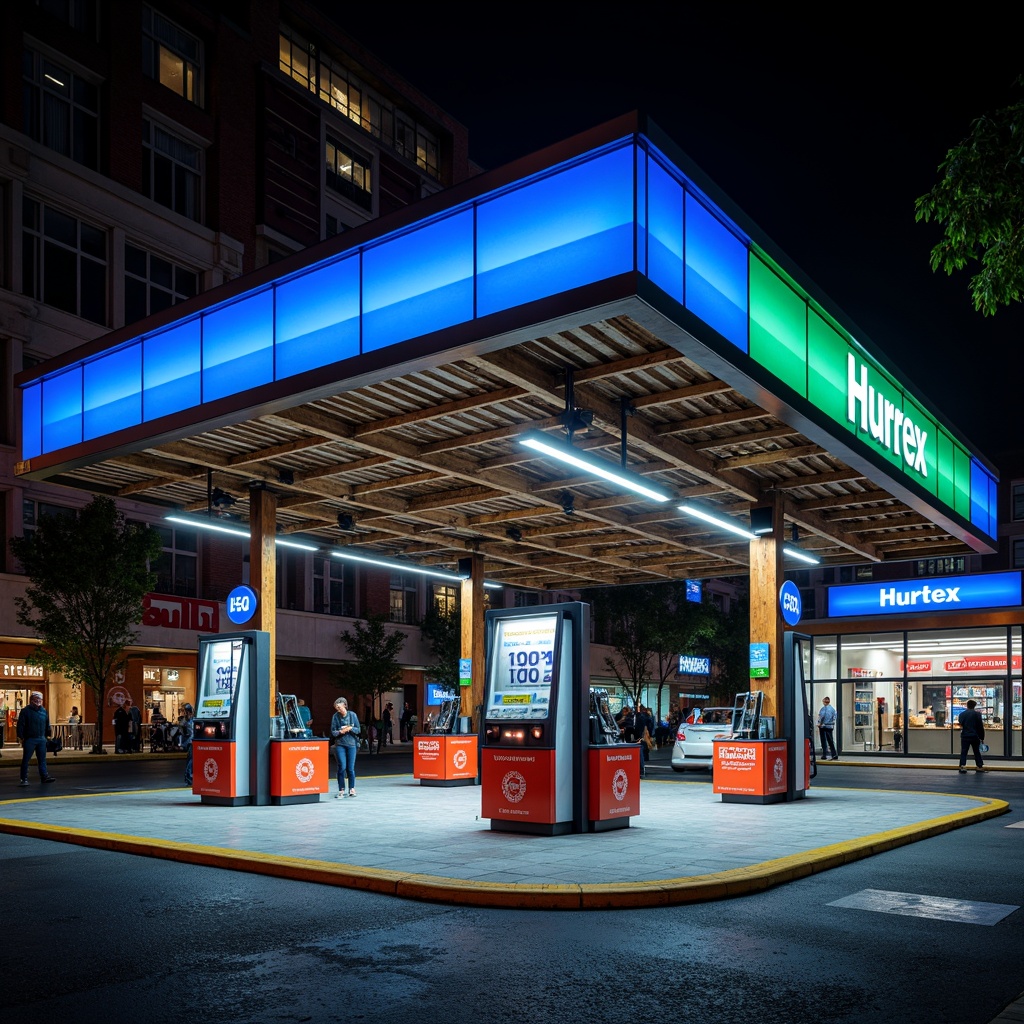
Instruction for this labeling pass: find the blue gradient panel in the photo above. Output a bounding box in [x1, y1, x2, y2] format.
[476, 146, 634, 316]
[22, 383, 42, 459]
[635, 147, 646, 277]
[828, 571, 1021, 618]
[276, 256, 361, 379]
[144, 320, 201, 421]
[362, 211, 473, 353]
[42, 366, 83, 452]
[684, 193, 748, 351]
[202, 290, 274, 403]
[84, 343, 142, 440]
[989, 474, 998, 539]
[645, 156, 683, 303]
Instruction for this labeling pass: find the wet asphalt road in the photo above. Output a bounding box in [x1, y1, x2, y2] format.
[3, 755, 1022, 1024]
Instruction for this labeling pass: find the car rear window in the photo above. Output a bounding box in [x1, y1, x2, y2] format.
[701, 709, 732, 725]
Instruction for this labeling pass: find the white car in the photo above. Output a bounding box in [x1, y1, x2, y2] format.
[671, 707, 734, 772]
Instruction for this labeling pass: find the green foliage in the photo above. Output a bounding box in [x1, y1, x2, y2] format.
[590, 582, 734, 714]
[420, 604, 460, 689]
[335, 613, 406, 751]
[915, 79, 1024, 315]
[9, 495, 160, 753]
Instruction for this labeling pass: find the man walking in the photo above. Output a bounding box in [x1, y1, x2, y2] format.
[957, 699, 986, 774]
[817, 695, 838, 760]
[17, 691, 56, 786]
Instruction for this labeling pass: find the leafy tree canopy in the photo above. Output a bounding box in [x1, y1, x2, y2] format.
[420, 604, 460, 690]
[335, 613, 406, 751]
[10, 495, 160, 753]
[915, 79, 1024, 315]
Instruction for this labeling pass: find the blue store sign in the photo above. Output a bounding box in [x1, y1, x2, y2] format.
[427, 684, 457, 706]
[827, 571, 1022, 619]
[779, 580, 802, 626]
[225, 585, 258, 625]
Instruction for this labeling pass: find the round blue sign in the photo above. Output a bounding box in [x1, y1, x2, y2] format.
[779, 580, 802, 626]
[226, 585, 258, 625]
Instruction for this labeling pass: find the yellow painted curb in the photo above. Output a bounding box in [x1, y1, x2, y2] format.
[0, 791, 1007, 910]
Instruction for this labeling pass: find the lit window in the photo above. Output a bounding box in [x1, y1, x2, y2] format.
[22, 197, 107, 324]
[433, 585, 458, 616]
[142, 119, 203, 221]
[325, 136, 372, 211]
[142, 6, 202, 105]
[22, 49, 99, 169]
[124, 243, 198, 324]
[278, 26, 315, 92]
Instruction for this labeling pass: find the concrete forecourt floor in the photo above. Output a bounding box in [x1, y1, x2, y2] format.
[0, 755, 1009, 911]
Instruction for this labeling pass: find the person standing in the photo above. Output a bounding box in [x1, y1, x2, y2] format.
[113, 700, 131, 754]
[297, 699, 312, 737]
[817, 695, 838, 760]
[68, 706, 84, 750]
[330, 697, 361, 798]
[17, 691, 56, 786]
[180, 703, 195, 787]
[957, 699, 986, 774]
[382, 702, 394, 747]
[400, 701, 412, 742]
[126, 698, 142, 753]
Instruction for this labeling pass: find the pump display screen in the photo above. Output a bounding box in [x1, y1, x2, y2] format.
[197, 638, 244, 719]
[487, 614, 557, 720]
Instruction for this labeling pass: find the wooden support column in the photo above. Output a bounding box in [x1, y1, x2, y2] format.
[747, 491, 785, 725]
[249, 484, 277, 714]
[460, 553, 485, 731]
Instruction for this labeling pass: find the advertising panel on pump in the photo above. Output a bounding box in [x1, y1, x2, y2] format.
[197, 637, 243, 720]
[487, 614, 557, 721]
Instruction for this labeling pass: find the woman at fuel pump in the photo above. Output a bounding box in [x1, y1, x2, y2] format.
[331, 697, 361, 798]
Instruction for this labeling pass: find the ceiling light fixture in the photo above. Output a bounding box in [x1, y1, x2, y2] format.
[678, 503, 757, 540]
[330, 549, 468, 582]
[783, 545, 821, 565]
[166, 514, 317, 551]
[518, 430, 673, 503]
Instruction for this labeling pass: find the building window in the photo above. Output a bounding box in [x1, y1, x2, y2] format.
[22, 197, 107, 324]
[390, 573, 418, 624]
[326, 136, 372, 211]
[279, 26, 440, 182]
[913, 557, 966, 577]
[313, 557, 354, 616]
[513, 590, 541, 607]
[1012, 483, 1024, 522]
[22, 498, 75, 539]
[22, 49, 99, 169]
[34, 0, 99, 35]
[142, 120, 202, 220]
[278, 25, 315, 93]
[1013, 540, 1024, 569]
[152, 524, 197, 597]
[124, 243, 198, 324]
[142, 6, 202, 105]
[432, 585, 458, 616]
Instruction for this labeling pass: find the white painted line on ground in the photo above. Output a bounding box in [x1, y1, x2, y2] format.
[828, 888, 1019, 925]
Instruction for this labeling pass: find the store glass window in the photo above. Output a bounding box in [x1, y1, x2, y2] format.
[142, 5, 203, 105]
[839, 632, 904, 680]
[22, 197, 107, 324]
[811, 635, 837, 680]
[22, 48, 99, 169]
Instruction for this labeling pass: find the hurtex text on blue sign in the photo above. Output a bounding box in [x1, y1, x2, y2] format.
[678, 655, 710, 676]
[827, 571, 1022, 619]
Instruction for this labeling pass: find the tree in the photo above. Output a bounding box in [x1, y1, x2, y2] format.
[915, 79, 1024, 316]
[590, 585, 659, 708]
[9, 495, 160, 754]
[420, 604, 460, 691]
[335, 613, 406, 755]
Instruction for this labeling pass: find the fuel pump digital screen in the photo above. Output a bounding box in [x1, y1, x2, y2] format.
[487, 614, 557, 720]
[197, 638, 244, 719]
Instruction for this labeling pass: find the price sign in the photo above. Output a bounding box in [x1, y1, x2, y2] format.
[488, 614, 557, 720]
[226, 585, 257, 625]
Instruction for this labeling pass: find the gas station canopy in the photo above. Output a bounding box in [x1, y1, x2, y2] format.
[15, 113, 999, 591]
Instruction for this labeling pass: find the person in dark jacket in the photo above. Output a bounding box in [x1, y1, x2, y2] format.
[957, 699, 986, 773]
[113, 701, 131, 754]
[17, 690, 56, 786]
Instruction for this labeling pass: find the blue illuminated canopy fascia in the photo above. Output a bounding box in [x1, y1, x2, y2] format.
[16, 113, 997, 551]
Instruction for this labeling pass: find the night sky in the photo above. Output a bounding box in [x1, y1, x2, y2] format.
[329, 10, 1024, 466]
